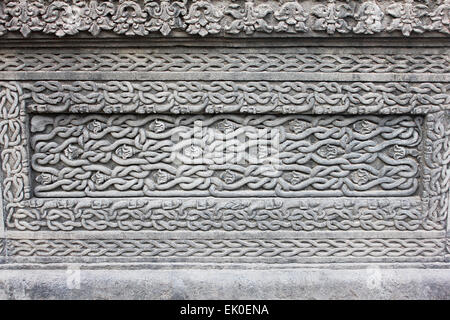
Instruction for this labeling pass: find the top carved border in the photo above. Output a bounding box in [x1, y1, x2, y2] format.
[0, 0, 449, 39]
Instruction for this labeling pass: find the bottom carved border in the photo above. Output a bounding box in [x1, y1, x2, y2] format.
[3, 237, 447, 264]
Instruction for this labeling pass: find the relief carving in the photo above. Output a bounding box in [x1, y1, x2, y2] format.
[0, 13, 448, 263]
[0, 0, 448, 38]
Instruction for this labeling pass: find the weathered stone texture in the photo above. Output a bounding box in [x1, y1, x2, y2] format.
[0, 0, 449, 300]
[1, 267, 450, 300]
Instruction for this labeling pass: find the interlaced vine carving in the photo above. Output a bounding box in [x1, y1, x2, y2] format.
[422, 111, 450, 230]
[7, 197, 435, 231]
[1, 51, 449, 73]
[21, 81, 449, 115]
[30, 114, 421, 198]
[0, 82, 30, 206]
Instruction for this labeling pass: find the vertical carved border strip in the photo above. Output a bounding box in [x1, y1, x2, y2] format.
[0, 238, 4, 258]
[422, 111, 449, 232]
[0, 82, 31, 239]
[0, 179, 4, 238]
[0, 182, 3, 258]
[445, 110, 450, 260]
[0, 83, 9, 258]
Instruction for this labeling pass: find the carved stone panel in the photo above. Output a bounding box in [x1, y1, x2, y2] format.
[0, 0, 449, 38]
[0, 2, 448, 271]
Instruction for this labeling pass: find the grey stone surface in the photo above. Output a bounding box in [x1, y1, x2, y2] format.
[0, 264, 449, 300]
[0, 0, 449, 300]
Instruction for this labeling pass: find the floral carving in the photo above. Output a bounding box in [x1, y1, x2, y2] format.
[221, 169, 238, 184]
[42, 1, 84, 37]
[0, 4, 6, 36]
[78, 0, 116, 36]
[391, 145, 407, 160]
[224, 0, 273, 34]
[184, 144, 203, 158]
[36, 173, 57, 185]
[353, 120, 377, 134]
[91, 171, 109, 185]
[184, 0, 222, 36]
[430, 0, 450, 34]
[289, 119, 311, 134]
[317, 144, 345, 159]
[351, 169, 372, 186]
[354, 1, 384, 34]
[87, 119, 106, 133]
[217, 119, 236, 133]
[113, 0, 148, 35]
[150, 119, 166, 133]
[64, 144, 83, 160]
[145, 0, 187, 36]
[290, 171, 306, 185]
[115, 145, 134, 159]
[274, 1, 308, 33]
[153, 169, 170, 184]
[0, 0, 448, 38]
[4, 0, 45, 37]
[311, 0, 353, 34]
[386, 0, 429, 36]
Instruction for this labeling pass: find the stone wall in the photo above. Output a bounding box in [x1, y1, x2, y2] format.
[0, 0, 449, 299]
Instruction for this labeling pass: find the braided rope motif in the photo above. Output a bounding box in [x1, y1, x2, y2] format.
[447, 238, 450, 254]
[0, 0, 449, 38]
[422, 111, 450, 229]
[0, 83, 33, 237]
[1, 51, 449, 73]
[9, 198, 435, 231]
[0, 239, 4, 256]
[22, 81, 450, 115]
[6, 238, 446, 258]
[0, 82, 30, 206]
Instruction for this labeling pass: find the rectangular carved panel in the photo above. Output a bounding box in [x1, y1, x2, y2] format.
[0, 41, 448, 264]
[30, 114, 422, 198]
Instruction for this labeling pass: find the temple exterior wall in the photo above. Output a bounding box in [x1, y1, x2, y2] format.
[0, 0, 449, 299]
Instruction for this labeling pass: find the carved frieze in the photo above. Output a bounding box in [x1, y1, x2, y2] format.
[21, 81, 449, 115]
[0, 32, 448, 263]
[6, 238, 446, 261]
[7, 198, 431, 231]
[0, 0, 449, 38]
[1, 50, 449, 73]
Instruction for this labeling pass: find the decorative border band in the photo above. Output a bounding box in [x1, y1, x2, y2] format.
[0, 239, 4, 257]
[0, 0, 450, 38]
[0, 81, 448, 234]
[5, 238, 446, 261]
[0, 41, 448, 261]
[0, 49, 449, 74]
